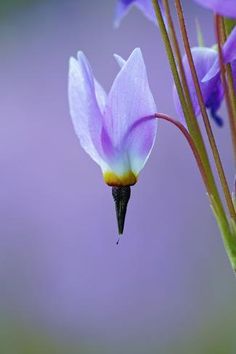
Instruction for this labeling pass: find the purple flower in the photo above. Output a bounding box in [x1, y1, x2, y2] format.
[173, 47, 224, 127]
[68, 48, 157, 188]
[114, 0, 164, 27]
[203, 26, 236, 90]
[193, 0, 236, 18]
[68, 48, 157, 234]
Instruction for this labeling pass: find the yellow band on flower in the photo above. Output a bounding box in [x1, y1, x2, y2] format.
[103, 171, 137, 186]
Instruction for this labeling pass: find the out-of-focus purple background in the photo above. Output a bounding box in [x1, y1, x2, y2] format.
[0, 0, 235, 353]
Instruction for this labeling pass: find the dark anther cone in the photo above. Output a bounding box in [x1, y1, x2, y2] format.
[112, 186, 131, 235]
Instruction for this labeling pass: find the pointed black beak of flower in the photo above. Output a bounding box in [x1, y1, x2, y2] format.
[112, 186, 131, 235]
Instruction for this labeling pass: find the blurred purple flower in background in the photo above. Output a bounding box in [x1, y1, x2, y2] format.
[193, 0, 236, 18]
[203, 27, 236, 90]
[173, 47, 224, 126]
[114, 0, 164, 27]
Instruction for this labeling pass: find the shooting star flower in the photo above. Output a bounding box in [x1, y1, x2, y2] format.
[68, 48, 157, 234]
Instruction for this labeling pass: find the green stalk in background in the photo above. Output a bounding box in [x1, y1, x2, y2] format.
[152, 0, 236, 272]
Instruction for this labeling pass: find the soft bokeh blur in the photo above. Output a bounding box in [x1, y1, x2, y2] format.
[0, 0, 236, 353]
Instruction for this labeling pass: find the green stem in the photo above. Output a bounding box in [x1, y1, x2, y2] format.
[153, 0, 232, 218]
[224, 18, 236, 36]
[211, 197, 236, 273]
[151, 0, 189, 122]
[223, 17, 236, 87]
[152, 1, 214, 194]
[217, 16, 236, 161]
[162, 0, 211, 164]
[174, 0, 236, 222]
[163, 0, 195, 116]
[152, 0, 236, 273]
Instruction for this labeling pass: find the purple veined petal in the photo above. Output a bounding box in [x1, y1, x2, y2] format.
[68, 52, 109, 170]
[193, 0, 236, 19]
[173, 47, 224, 126]
[121, 114, 157, 175]
[203, 27, 236, 82]
[94, 80, 107, 114]
[104, 48, 157, 175]
[223, 27, 236, 63]
[102, 115, 157, 186]
[76, 51, 108, 114]
[114, 0, 164, 28]
[113, 53, 157, 165]
[114, 0, 135, 27]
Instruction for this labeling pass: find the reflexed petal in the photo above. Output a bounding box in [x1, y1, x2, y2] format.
[114, 0, 163, 27]
[173, 47, 224, 125]
[203, 27, 236, 82]
[122, 114, 157, 175]
[104, 48, 157, 175]
[114, 0, 135, 27]
[222, 27, 236, 63]
[68, 52, 108, 169]
[193, 0, 236, 18]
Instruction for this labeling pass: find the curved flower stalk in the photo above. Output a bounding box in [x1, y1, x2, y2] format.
[114, 0, 165, 27]
[68, 48, 157, 235]
[173, 47, 224, 126]
[193, 0, 236, 19]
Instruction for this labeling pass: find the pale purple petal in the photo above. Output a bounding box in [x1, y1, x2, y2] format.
[94, 80, 107, 114]
[114, 0, 163, 27]
[193, 0, 236, 18]
[114, 0, 134, 28]
[75, 52, 107, 115]
[203, 27, 236, 82]
[122, 114, 157, 174]
[68, 52, 108, 169]
[104, 48, 157, 175]
[222, 27, 236, 63]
